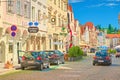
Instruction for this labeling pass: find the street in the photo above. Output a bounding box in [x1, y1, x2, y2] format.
[0, 55, 120, 80]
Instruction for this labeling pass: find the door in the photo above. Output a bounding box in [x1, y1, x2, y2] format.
[0, 41, 5, 63]
[17, 42, 20, 64]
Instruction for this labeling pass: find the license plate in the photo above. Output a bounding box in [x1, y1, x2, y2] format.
[98, 60, 104, 62]
[28, 61, 34, 63]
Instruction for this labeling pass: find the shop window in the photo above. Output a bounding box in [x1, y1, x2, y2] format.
[59, 40, 61, 49]
[49, 39, 51, 49]
[9, 43, 13, 53]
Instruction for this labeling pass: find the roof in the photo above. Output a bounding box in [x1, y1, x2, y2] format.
[85, 22, 94, 29]
[68, 5, 72, 12]
[106, 34, 120, 38]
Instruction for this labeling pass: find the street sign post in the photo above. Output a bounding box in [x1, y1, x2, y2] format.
[28, 22, 39, 33]
[11, 25, 17, 37]
[28, 27, 39, 33]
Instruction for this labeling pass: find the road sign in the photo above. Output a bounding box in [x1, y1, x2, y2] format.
[11, 25, 17, 31]
[11, 32, 16, 37]
[34, 22, 39, 26]
[28, 22, 33, 27]
[28, 27, 39, 33]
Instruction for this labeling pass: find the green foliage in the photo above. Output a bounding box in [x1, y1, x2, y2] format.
[107, 24, 115, 34]
[68, 46, 83, 57]
[96, 24, 118, 34]
[108, 49, 116, 54]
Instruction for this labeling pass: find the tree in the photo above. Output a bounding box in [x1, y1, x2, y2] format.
[107, 24, 114, 34]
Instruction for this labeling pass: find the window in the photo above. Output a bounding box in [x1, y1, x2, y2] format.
[58, 0, 60, 8]
[61, 1, 63, 10]
[62, 40, 63, 49]
[49, 39, 51, 49]
[38, 10, 41, 21]
[43, 12, 46, 25]
[54, 0, 56, 4]
[48, 11, 51, 23]
[16, 0, 21, 15]
[64, 3, 67, 11]
[7, 0, 14, 13]
[32, 6, 35, 21]
[9, 43, 13, 53]
[24, 4, 27, 17]
[58, 17, 60, 26]
[59, 40, 61, 49]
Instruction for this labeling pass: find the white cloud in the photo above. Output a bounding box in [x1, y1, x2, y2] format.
[86, 3, 119, 8]
[86, 3, 105, 8]
[105, 3, 119, 6]
[107, 0, 120, 2]
[69, 0, 84, 3]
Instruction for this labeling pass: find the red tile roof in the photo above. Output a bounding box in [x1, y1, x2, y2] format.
[85, 22, 94, 29]
[68, 5, 72, 12]
[106, 34, 120, 38]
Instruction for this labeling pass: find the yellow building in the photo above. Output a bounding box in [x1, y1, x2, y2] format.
[46, 0, 68, 51]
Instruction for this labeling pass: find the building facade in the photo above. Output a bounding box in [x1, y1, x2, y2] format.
[47, 0, 68, 51]
[0, 0, 31, 64]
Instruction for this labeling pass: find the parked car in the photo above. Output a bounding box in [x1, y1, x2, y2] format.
[20, 51, 50, 70]
[93, 51, 112, 66]
[90, 48, 96, 53]
[44, 50, 65, 65]
[115, 53, 120, 58]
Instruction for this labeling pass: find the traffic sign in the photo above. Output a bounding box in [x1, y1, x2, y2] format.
[28, 22, 33, 26]
[34, 22, 39, 26]
[28, 27, 39, 33]
[11, 32, 16, 37]
[11, 25, 17, 31]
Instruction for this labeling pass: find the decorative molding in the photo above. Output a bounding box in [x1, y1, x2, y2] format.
[32, 0, 37, 2]
[48, 6, 53, 11]
[58, 13, 61, 17]
[37, 1, 42, 6]
[54, 10, 57, 14]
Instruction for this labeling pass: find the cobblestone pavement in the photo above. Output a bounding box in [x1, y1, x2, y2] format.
[0, 56, 120, 80]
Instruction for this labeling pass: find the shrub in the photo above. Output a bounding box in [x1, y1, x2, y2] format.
[108, 49, 116, 54]
[68, 46, 83, 57]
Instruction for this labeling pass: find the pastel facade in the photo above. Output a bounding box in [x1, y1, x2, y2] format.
[80, 22, 97, 48]
[0, 0, 31, 64]
[0, 0, 68, 65]
[47, 0, 68, 51]
[26, 0, 48, 51]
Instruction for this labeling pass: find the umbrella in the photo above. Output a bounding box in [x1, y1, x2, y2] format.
[114, 45, 120, 49]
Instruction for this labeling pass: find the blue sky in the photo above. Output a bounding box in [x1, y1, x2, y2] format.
[68, 0, 120, 28]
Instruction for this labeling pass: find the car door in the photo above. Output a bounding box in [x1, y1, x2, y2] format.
[55, 50, 64, 63]
[41, 51, 49, 66]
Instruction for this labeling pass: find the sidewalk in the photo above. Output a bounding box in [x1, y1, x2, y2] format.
[0, 63, 21, 75]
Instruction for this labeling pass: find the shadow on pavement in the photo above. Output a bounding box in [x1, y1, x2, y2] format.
[110, 64, 120, 67]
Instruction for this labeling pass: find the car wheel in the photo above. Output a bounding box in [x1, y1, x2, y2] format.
[109, 63, 111, 65]
[62, 61, 65, 64]
[21, 67, 25, 70]
[39, 64, 44, 71]
[93, 63, 95, 66]
[57, 60, 60, 65]
[47, 63, 50, 68]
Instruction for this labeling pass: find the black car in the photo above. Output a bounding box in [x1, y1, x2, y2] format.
[20, 51, 50, 70]
[44, 50, 65, 65]
[90, 48, 96, 53]
[93, 51, 112, 66]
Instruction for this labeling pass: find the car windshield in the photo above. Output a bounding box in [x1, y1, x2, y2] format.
[95, 51, 108, 57]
